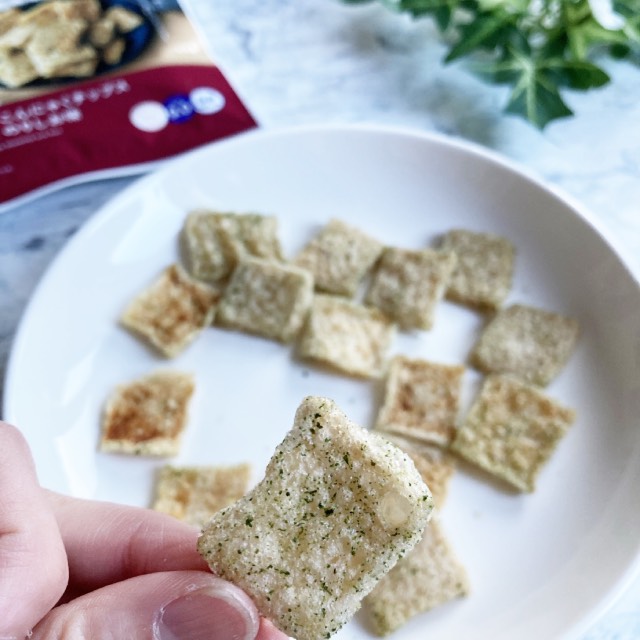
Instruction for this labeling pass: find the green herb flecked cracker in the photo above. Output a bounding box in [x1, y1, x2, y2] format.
[198, 396, 433, 640]
[293, 218, 383, 297]
[365, 247, 456, 330]
[216, 257, 313, 343]
[471, 303, 579, 386]
[441, 229, 515, 309]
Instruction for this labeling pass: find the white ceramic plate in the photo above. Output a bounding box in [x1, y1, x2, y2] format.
[5, 125, 640, 640]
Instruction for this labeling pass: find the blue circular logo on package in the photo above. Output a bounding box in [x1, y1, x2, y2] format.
[163, 94, 195, 123]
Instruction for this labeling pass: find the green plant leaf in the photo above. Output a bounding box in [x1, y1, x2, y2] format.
[544, 58, 610, 89]
[338, 0, 636, 127]
[445, 11, 516, 61]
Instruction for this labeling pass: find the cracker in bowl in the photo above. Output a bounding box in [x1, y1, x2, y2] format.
[365, 247, 456, 330]
[471, 303, 580, 386]
[375, 355, 465, 447]
[440, 228, 515, 310]
[298, 294, 396, 378]
[100, 370, 194, 457]
[152, 463, 251, 528]
[293, 218, 384, 297]
[198, 396, 434, 640]
[216, 257, 313, 343]
[121, 263, 220, 358]
[365, 516, 469, 636]
[451, 374, 575, 492]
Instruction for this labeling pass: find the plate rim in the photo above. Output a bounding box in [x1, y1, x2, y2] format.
[4, 122, 640, 639]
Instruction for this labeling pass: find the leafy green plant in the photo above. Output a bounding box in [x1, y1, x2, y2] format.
[341, 0, 640, 127]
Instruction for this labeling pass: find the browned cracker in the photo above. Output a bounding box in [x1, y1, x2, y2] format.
[121, 263, 220, 358]
[100, 370, 194, 457]
[375, 356, 465, 447]
[451, 374, 575, 492]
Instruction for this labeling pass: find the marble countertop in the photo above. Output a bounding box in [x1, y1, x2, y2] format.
[1, 0, 639, 637]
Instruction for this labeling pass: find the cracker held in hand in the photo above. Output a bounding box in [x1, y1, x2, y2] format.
[100, 370, 194, 456]
[153, 463, 251, 528]
[441, 229, 515, 309]
[365, 247, 456, 330]
[298, 294, 395, 378]
[375, 356, 465, 446]
[198, 396, 434, 640]
[217, 257, 313, 342]
[121, 264, 220, 357]
[451, 374, 575, 492]
[366, 517, 469, 636]
[294, 218, 384, 297]
[471, 303, 580, 386]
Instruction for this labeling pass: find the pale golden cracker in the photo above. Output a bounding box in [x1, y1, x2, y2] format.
[105, 5, 144, 32]
[0, 48, 39, 88]
[121, 263, 220, 358]
[366, 517, 469, 636]
[216, 257, 313, 343]
[451, 374, 575, 492]
[365, 247, 456, 330]
[381, 434, 456, 508]
[100, 370, 194, 456]
[375, 356, 465, 446]
[181, 210, 283, 283]
[198, 396, 433, 640]
[298, 294, 395, 378]
[153, 463, 251, 528]
[471, 303, 580, 386]
[293, 218, 383, 297]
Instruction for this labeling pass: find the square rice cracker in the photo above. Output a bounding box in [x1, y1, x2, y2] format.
[198, 396, 433, 640]
[379, 434, 456, 508]
[100, 370, 194, 456]
[105, 5, 144, 32]
[440, 229, 515, 309]
[365, 247, 456, 330]
[298, 294, 396, 378]
[451, 374, 575, 493]
[375, 356, 465, 447]
[121, 263, 220, 358]
[293, 218, 384, 297]
[471, 303, 580, 386]
[365, 517, 469, 636]
[181, 210, 283, 284]
[0, 48, 39, 88]
[26, 20, 95, 77]
[153, 463, 251, 528]
[216, 257, 313, 343]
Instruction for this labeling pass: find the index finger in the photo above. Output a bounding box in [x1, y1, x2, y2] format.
[47, 491, 209, 597]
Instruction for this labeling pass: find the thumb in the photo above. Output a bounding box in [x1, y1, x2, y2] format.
[30, 570, 291, 640]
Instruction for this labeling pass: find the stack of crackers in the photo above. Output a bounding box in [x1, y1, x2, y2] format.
[0, 0, 143, 88]
[99, 210, 580, 638]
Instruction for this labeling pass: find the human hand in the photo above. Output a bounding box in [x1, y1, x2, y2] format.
[0, 422, 290, 640]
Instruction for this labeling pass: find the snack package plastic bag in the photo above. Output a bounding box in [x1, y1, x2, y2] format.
[0, 0, 257, 208]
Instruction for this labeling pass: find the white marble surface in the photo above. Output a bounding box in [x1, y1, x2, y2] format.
[1, 0, 639, 637]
